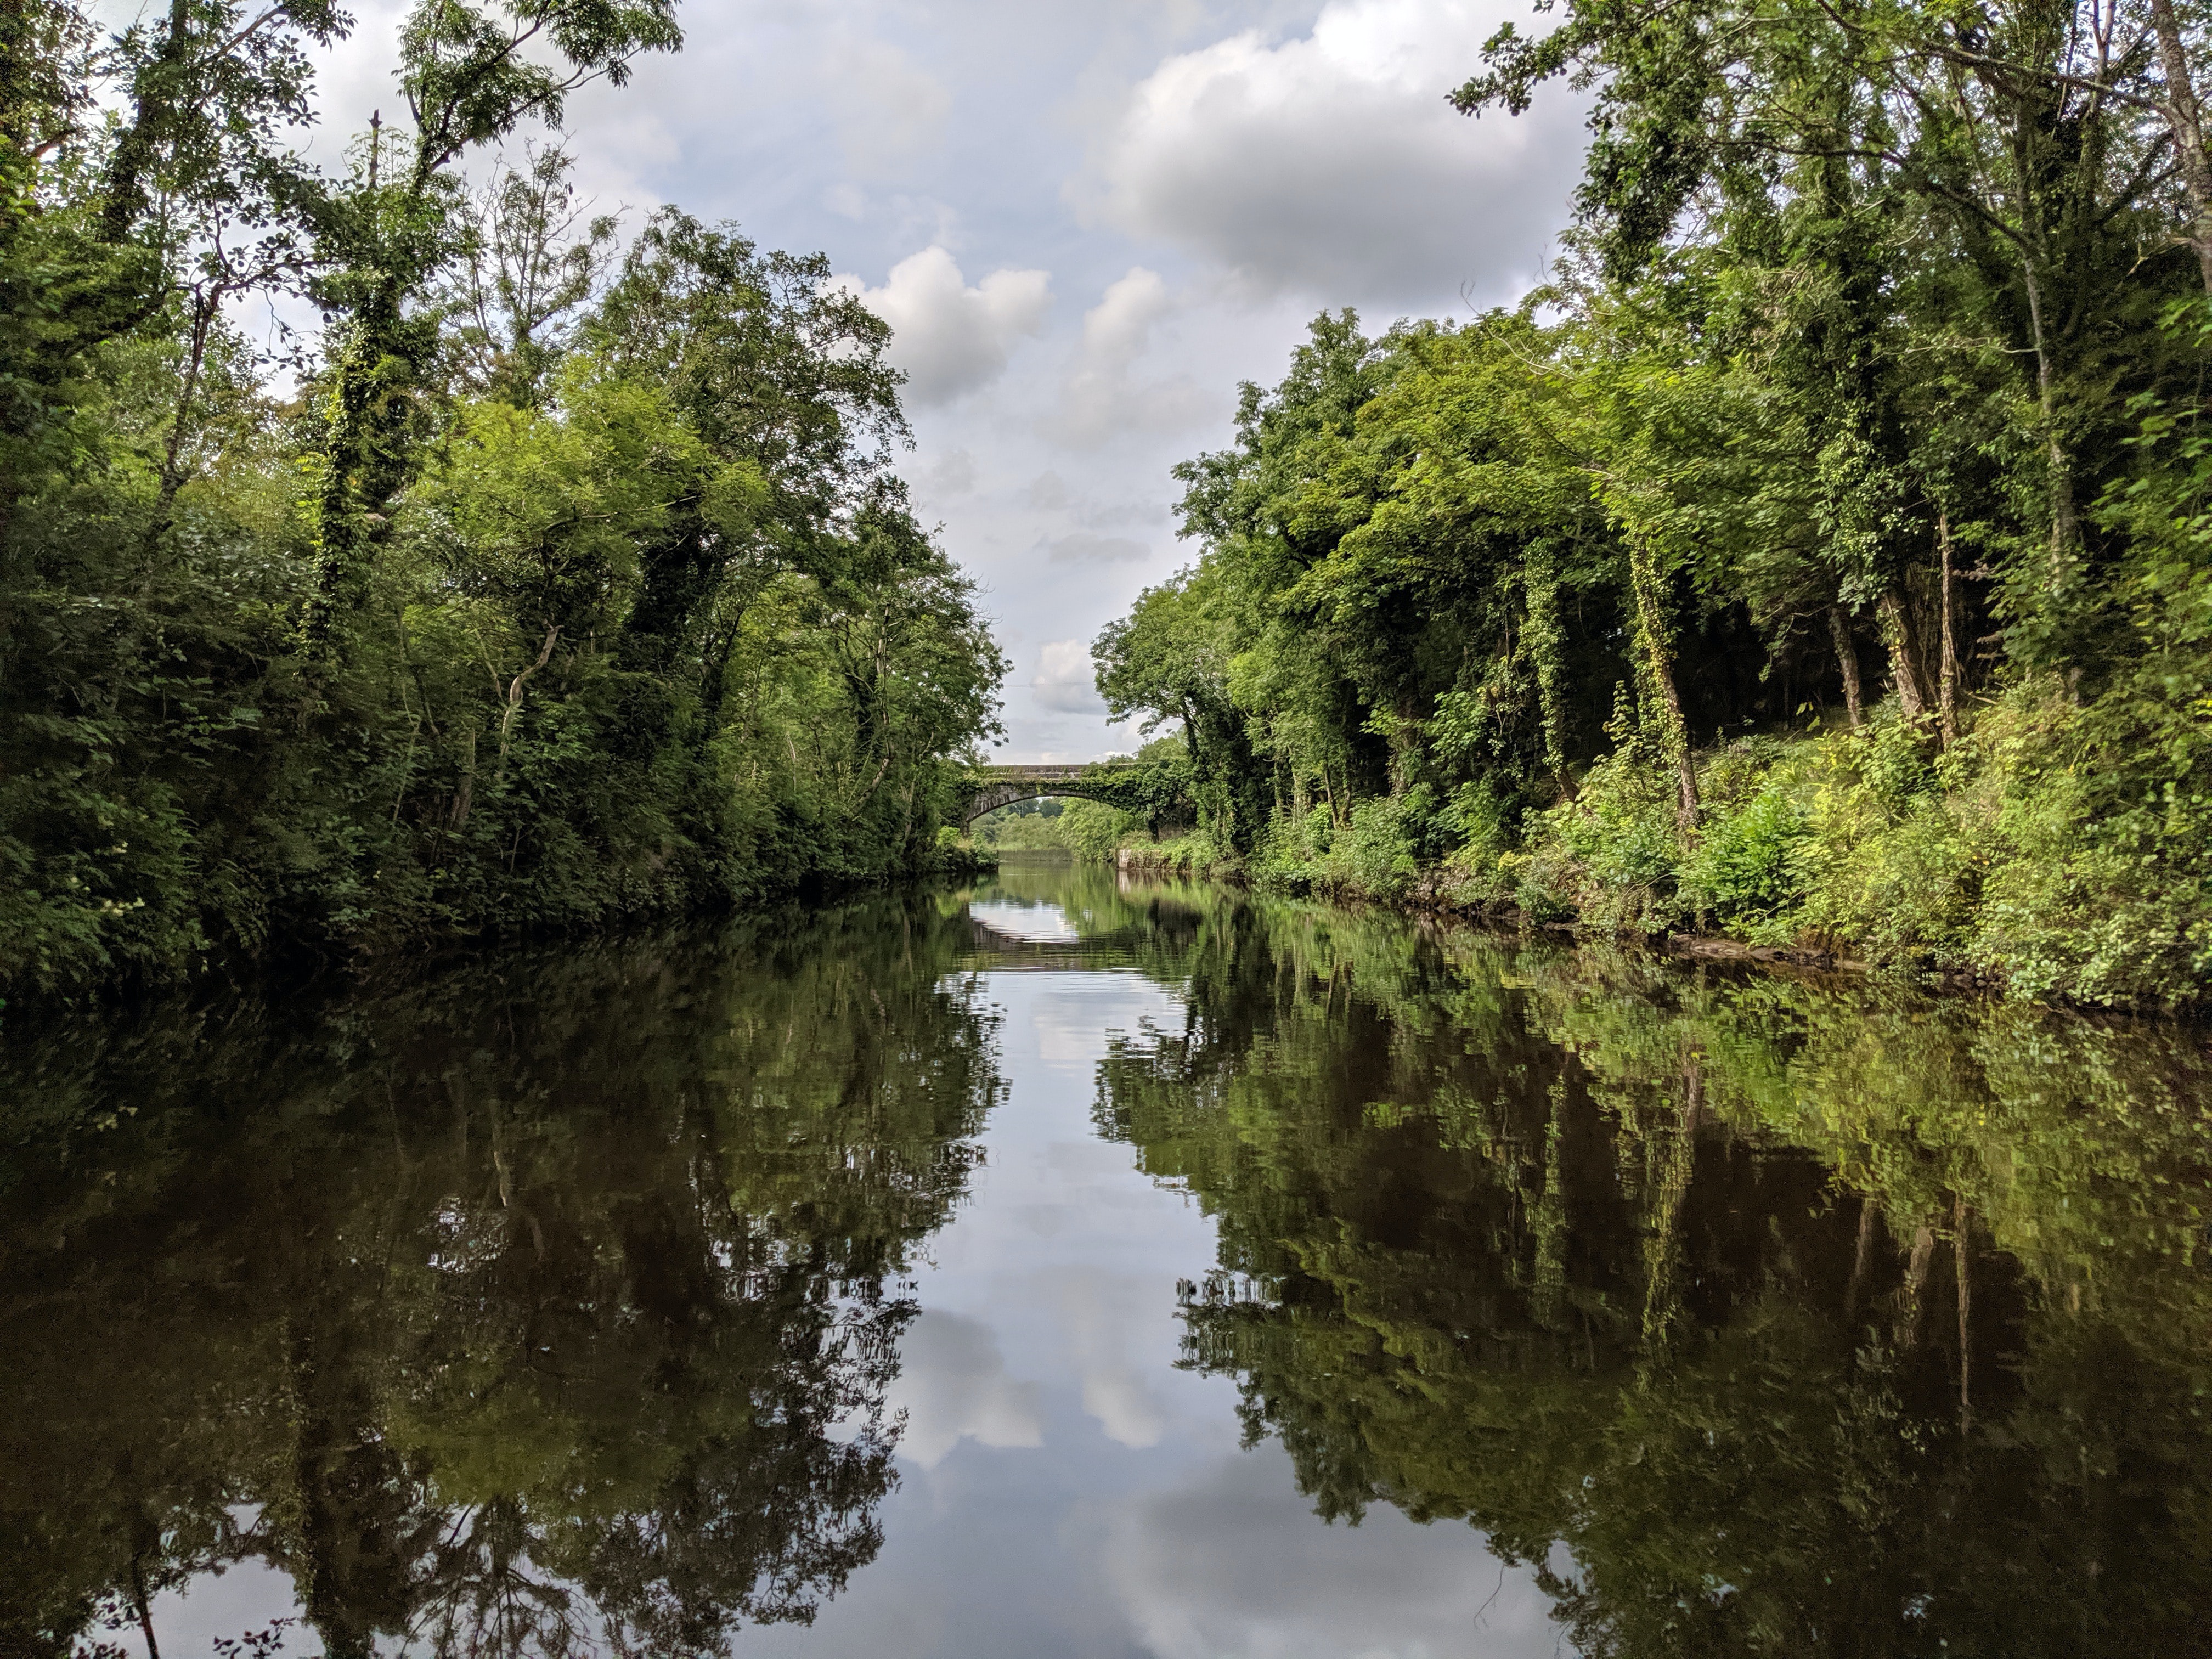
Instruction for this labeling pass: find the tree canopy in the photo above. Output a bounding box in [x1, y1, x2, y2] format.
[0, 0, 1006, 997]
[1093, 0, 2212, 1007]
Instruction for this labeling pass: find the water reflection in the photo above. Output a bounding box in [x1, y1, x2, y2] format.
[3, 866, 2209, 1657]
[0, 896, 999, 1658]
[1094, 904, 2212, 1655]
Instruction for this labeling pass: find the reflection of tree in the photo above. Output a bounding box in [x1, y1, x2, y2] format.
[0, 894, 1001, 1658]
[1095, 901, 2212, 1655]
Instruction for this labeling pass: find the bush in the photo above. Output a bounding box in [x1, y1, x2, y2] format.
[1678, 781, 1809, 935]
[1058, 800, 1135, 862]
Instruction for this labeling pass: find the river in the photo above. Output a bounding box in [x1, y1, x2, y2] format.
[3, 853, 2209, 1658]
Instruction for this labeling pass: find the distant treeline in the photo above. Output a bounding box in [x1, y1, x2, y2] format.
[1, 0, 1005, 996]
[1093, 0, 2212, 1007]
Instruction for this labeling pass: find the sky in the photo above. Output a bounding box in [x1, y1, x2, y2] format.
[291, 0, 1593, 761]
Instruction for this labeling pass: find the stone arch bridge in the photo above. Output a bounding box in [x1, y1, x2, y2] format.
[961, 764, 1132, 824]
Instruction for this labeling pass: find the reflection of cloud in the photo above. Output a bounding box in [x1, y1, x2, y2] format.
[127, 1547, 306, 1659]
[1104, 1450, 1569, 1659]
[1087, 0, 1585, 305]
[1031, 996, 1111, 1067]
[970, 899, 1080, 941]
[1053, 1269, 1169, 1449]
[1033, 640, 1105, 713]
[830, 247, 1051, 405]
[887, 1311, 1044, 1469]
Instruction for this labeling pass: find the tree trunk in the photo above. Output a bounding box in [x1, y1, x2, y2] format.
[2016, 250, 2079, 576]
[2149, 0, 2212, 293]
[1525, 552, 1573, 792]
[1846, 1195, 1878, 1319]
[1877, 590, 1929, 723]
[1828, 605, 1864, 728]
[97, 0, 193, 245]
[1953, 1193, 1974, 1430]
[1937, 514, 1960, 746]
[1898, 1220, 1936, 1348]
[1627, 536, 1698, 831]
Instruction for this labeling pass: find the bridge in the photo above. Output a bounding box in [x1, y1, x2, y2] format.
[961, 764, 1127, 823]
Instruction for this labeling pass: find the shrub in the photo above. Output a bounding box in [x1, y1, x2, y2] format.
[1678, 781, 1809, 935]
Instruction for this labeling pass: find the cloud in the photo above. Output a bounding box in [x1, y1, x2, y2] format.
[1032, 639, 1105, 713]
[1103, 1450, 1568, 1659]
[1085, 0, 1587, 306]
[1025, 470, 1075, 510]
[1043, 532, 1149, 565]
[822, 33, 952, 176]
[833, 247, 1052, 405]
[913, 446, 979, 500]
[885, 1311, 1045, 1469]
[1052, 267, 1212, 448]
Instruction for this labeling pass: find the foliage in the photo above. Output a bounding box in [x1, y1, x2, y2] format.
[1091, 0, 2212, 1006]
[0, 3, 1004, 995]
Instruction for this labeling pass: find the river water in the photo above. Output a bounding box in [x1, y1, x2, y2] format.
[4, 854, 2210, 1658]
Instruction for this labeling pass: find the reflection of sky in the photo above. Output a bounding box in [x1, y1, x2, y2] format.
[968, 896, 1085, 942]
[109, 963, 1573, 1658]
[744, 969, 1572, 1659]
[104, 1511, 300, 1658]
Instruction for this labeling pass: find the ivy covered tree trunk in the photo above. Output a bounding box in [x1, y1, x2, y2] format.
[1828, 605, 1864, 728]
[1938, 514, 1960, 746]
[1525, 547, 1575, 794]
[2149, 0, 2212, 294]
[1627, 535, 1697, 831]
[1877, 590, 1928, 723]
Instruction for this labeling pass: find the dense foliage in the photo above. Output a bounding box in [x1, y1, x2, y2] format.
[1093, 0, 2212, 1006]
[0, 0, 1005, 996]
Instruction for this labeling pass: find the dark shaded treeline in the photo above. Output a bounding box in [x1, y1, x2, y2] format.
[0, 892, 1000, 1657]
[1094, 0, 2212, 1007]
[1, 0, 1005, 999]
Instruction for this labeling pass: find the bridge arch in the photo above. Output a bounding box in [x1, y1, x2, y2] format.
[960, 766, 1123, 825]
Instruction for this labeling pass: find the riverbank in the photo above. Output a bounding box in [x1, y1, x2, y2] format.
[1108, 695, 2206, 1013]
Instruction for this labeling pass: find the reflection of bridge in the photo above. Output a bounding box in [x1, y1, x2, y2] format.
[961, 764, 1122, 823]
[954, 913, 1149, 972]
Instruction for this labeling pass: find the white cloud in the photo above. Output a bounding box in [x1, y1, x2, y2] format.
[822, 33, 952, 176]
[1053, 267, 1212, 448]
[1044, 532, 1149, 565]
[885, 1310, 1045, 1469]
[1085, 0, 1586, 306]
[833, 247, 1052, 405]
[1033, 639, 1106, 713]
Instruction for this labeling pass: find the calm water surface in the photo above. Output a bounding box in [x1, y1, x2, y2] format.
[5, 855, 2210, 1657]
